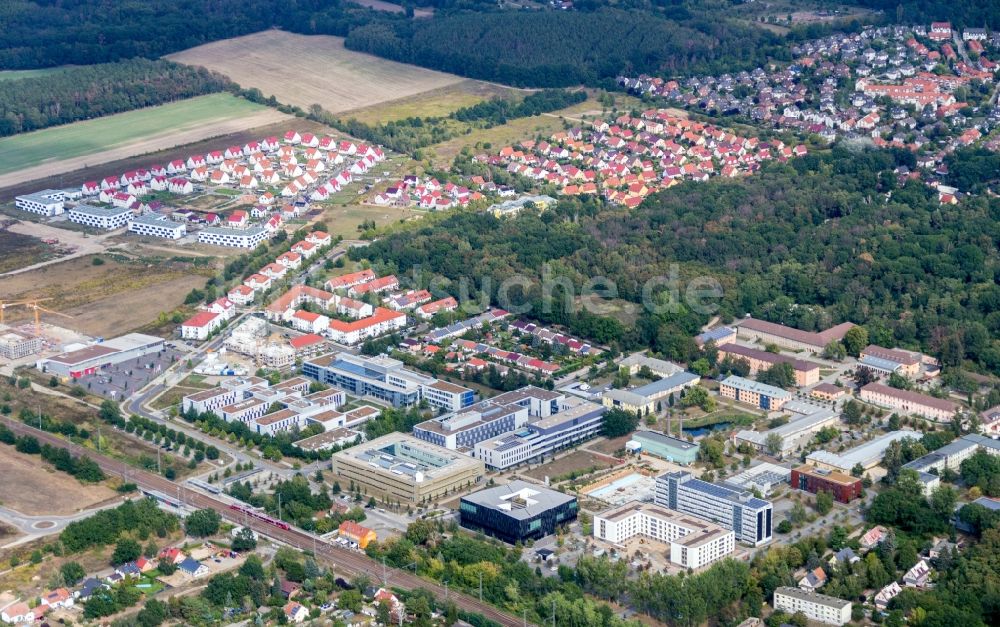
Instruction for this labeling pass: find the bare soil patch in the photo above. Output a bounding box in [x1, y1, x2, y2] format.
[521, 450, 615, 482]
[166, 31, 464, 114]
[0, 448, 117, 516]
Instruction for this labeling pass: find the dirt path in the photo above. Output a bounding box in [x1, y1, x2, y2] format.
[0, 110, 290, 191]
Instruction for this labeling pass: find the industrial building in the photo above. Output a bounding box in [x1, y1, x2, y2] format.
[773, 587, 851, 626]
[791, 465, 863, 503]
[37, 333, 164, 379]
[805, 429, 920, 474]
[593, 501, 735, 569]
[331, 433, 485, 505]
[724, 463, 791, 497]
[627, 430, 700, 465]
[303, 352, 474, 411]
[459, 480, 577, 543]
[655, 471, 773, 546]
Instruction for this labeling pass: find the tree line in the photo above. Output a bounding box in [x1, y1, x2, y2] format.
[0, 59, 233, 136]
[451, 89, 587, 127]
[0, 422, 105, 483]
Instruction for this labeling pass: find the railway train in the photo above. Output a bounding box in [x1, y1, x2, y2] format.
[229, 503, 291, 531]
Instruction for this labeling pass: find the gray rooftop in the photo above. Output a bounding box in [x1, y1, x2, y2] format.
[774, 586, 851, 610]
[462, 480, 575, 520]
[70, 204, 131, 217]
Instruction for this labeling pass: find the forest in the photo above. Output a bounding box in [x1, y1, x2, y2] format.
[451, 89, 588, 127]
[0, 59, 233, 136]
[353, 146, 1000, 375]
[344, 8, 789, 87]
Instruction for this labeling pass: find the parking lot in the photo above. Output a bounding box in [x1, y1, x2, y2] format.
[74, 346, 184, 399]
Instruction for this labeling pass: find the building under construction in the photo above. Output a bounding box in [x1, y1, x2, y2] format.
[0, 327, 42, 360]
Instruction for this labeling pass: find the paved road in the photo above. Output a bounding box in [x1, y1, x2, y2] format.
[0, 416, 527, 626]
[0, 500, 125, 548]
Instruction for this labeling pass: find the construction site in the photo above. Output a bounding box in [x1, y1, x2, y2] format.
[220, 316, 327, 371]
[0, 298, 87, 367]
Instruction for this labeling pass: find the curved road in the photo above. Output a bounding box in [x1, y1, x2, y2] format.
[0, 417, 527, 627]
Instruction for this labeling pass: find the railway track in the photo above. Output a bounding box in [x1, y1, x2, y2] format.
[0, 418, 527, 626]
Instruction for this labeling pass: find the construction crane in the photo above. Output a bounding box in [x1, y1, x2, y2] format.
[0, 298, 53, 325]
[26, 302, 72, 337]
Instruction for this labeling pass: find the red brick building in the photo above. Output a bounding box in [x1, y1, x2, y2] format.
[792, 465, 862, 503]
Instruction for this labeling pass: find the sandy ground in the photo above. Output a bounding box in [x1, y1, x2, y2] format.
[0, 449, 117, 516]
[0, 110, 289, 191]
[166, 31, 464, 114]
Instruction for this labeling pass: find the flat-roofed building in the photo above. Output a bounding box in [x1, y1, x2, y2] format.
[695, 326, 736, 348]
[656, 470, 773, 546]
[773, 587, 851, 626]
[805, 429, 920, 474]
[0, 329, 42, 360]
[220, 398, 269, 425]
[331, 433, 484, 505]
[129, 214, 186, 240]
[67, 205, 131, 230]
[724, 463, 791, 497]
[15, 189, 65, 216]
[629, 430, 700, 465]
[733, 408, 839, 456]
[302, 352, 474, 411]
[460, 480, 576, 543]
[593, 501, 735, 569]
[736, 318, 855, 354]
[860, 345, 921, 378]
[902, 433, 1000, 495]
[602, 372, 701, 414]
[791, 465, 862, 503]
[859, 382, 959, 422]
[618, 354, 683, 378]
[718, 344, 820, 386]
[719, 375, 791, 411]
[294, 428, 364, 452]
[37, 333, 164, 379]
[197, 226, 268, 249]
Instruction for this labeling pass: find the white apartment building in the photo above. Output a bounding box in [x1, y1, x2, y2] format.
[15, 189, 65, 216]
[67, 205, 131, 230]
[128, 214, 186, 239]
[220, 398, 270, 425]
[594, 502, 735, 569]
[180, 311, 223, 341]
[773, 587, 851, 626]
[656, 471, 773, 546]
[197, 226, 269, 249]
[254, 409, 308, 436]
[859, 382, 958, 422]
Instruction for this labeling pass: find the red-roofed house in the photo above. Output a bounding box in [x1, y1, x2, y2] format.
[338, 520, 376, 548]
[291, 240, 317, 258]
[306, 231, 331, 246]
[289, 333, 326, 354]
[290, 310, 330, 334]
[327, 307, 406, 345]
[416, 296, 459, 319]
[228, 284, 256, 306]
[326, 269, 375, 290]
[276, 251, 302, 269]
[244, 273, 272, 291]
[181, 311, 222, 341]
[348, 275, 398, 296]
[227, 210, 248, 228]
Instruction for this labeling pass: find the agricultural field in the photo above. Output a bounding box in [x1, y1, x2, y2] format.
[0, 448, 117, 516]
[352, 0, 434, 17]
[0, 67, 67, 81]
[0, 93, 289, 186]
[166, 31, 465, 114]
[341, 80, 527, 125]
[0, 254, 212, 338]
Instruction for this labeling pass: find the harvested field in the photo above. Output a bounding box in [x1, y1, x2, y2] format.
[166, 31, 464, 114]
[0, 94, 289, 191]
[322, 203, 421, 240]
[0, 448, 117, 516]
[341, 80, 526, 125]
[353, 0, 434, 17]
[0, 254, 210, 337]
[522, 450, 616, 482]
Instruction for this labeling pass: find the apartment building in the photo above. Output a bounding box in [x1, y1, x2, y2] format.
[859, 382, 958, 422]
[736, 318, 855, 353]
[219, 398, 269, 425]
[773, 587, 851, 626]
[719, 375, 791, 411]
[717, 344, 820, 386]
[180, 311, 223, 341]
[593, 501, 735, 569]
[197, 226, 269, 249]
[326, 307, 407, 345]
[15, 189, 65, 216]
[128, 214, 186, 240]
[302, 352, 474, 411]
[67, 205, 131, 230]
[902, 434, 1000, 495]
[413, 387, 559, 450]
[655, 471, 773, 546]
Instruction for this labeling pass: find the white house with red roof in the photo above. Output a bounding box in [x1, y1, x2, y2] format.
[300, 132, 319, 147]
[306, 231, 331, 247]
[283, 131, 301, 144]
[227, 210, 249, 228]
[276, 251, 302, 270]
[204, 296, 236, 321]
[206, 150, 224, 164]
[209, 171, 230, 186]
[290, 310, 329, 334]
[258, 191, 275, 205]
[326, 307, 406, 345]
[228, 284, 256, 306]
[190, 166, 209, 182]
[101, 176, 120, 190]
[326, 269, 375, 291]
[40, 588, 74, 610]
[150, 176, 168, 191]
[149, 164, 167, 177]
[244, 273, 272, 291]
[168, 178, 193, 195]
[416, 296, 458, 319]
[291, 240, 317, 258]
[348, 275, 398, 296]
[186, 154, 207, 169]
[181, 311, 223, 341]
[81, 181, 100, 195]
[167, 159, 186, 174]
[260, 263, 288, 281]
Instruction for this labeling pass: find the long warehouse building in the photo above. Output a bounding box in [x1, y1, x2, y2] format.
[37, 333, 165, 379]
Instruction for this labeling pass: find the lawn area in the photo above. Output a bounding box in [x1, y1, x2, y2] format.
[321, 203, 422, 240]
[0, 67, 67, 81]
[0, 93, 273, 175]
[341, 80, 527, 125]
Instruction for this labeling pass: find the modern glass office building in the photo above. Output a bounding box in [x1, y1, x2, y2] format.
[460, 481, 578, 543]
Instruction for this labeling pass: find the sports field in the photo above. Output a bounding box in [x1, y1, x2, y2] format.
[166, 30, 464, 114]
[0, 93, 289, 182]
